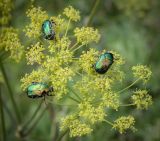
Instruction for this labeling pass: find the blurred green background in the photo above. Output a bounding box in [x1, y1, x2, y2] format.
[0, 0, 160, 141]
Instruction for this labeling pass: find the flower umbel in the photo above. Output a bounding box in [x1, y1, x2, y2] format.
[24, 6, 48, 38]
[60, 115, 93, 137]
[132, 89, 152, 109]
[74, 27, 101, 45]
[113, 116, 136, 133]
[63, 6, 80, 22]
[26, 42, 45, 65]
[132, 65, 152, 83]
[0, 27, 24, 62]
[20, 5, 152, 138]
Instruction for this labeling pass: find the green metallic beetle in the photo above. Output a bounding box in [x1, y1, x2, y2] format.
[42, 20, 55, 40]
[27, 82, 54, 98]
[94, 52, 114, 74]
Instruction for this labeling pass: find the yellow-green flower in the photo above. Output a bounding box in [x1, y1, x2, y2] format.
[24, 6, 48, 38]
[131, 89, 152, 109]
[0, 0, 13, 25]
[113, 115, 136, 133]
[74, 27, 100, 45]
[20, 69, 47, 91]
[50, 15, 65, 33]
[79, 49, 99, 74]
[78, 101, 105, 124]
[102, 91, 120, 110]
[26, 42, 45, 65]
[63, 6, 80, 22]
[50, 67, 74, 99]
[60, 115, 93, 137]
[132, 65, 152, 83]
[0, 27, 24, 62]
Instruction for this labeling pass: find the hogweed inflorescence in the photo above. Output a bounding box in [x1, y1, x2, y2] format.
[18, 5, 153, 137]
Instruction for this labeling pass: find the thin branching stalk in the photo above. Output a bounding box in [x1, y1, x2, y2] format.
[68, 95, 80, 103]
[56, 129, 68, 141]
[70, 42, 79, 50]
[65, 18, 71, 37]
[68, 86, 82, 101]
[120, 103, 135, 107]
[23, 104, 48, 136]
[0, 84, 6, 141]
[104, 119, 114, 126]
[0, 63, 21, 123]
[21, 100, 43, 130]
[72, 44, 84, 52]
[86, 0, 101, 26]
[117, 78, 140, 94]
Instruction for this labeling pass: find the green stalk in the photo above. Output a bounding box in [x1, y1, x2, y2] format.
[68, 95, 80, 103]
[68, 86, 82, 101]
[0, 63, 21, 123]
[117, 78, 140, 94]
[21, 100, 43, 130]
[104, 119, 114, 126]
[0, 84, 6, 141]
[65, 18, 71, 37]
[23, 104, 48, 136]
[86, 0, 101, 26]
[56, 129, 68, 141]
[120, 103, 135, 107]
[72, 44, 84, 52]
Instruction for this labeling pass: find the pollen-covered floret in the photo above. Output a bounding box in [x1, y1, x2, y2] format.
[0, 0, 13, 25]
[131, 89, 152, 109]
[79, 49, 99, 74]
[26, 42, 45, 65]
[78, 101, 105, 124]
[132, 65, 152, 83]
[50, 67, 74, 99]
[20, 69, 47, 91]
[60, 115, 93, 137]
[50, 15, 65, 33]
[63, 6, 80, 22]
[0, 27, 24, 62]
[74, 27, 101, 45]
[113, 115, 136, 133]
[24, 6, 48, 38]
[102, 91, 120, 110]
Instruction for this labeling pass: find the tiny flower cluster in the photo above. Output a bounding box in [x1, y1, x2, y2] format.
[132, 65, 152, 83]
[74, 27, 100, 45]
[113, 116, 136, 133]
[0, 27, 24, 62]
[21, 5, 152, 137]
[132, 89, 152, 109]
[0, 0, 13, 25]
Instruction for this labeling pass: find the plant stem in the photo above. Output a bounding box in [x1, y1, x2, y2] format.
[68, 86, 82, 101]
[104, 119, 114, 126]
[120, 103, 135, 107]
[0, 63, 21, 123]
[22, 100, 43, 130]
[65, 18, 71, 37]
[72, 44, 84, 52]
[86, 0, 100, 26]
[23, 104, 48, 136]
[56, 129, 68, 141]
[70, 42, 79, 50]
[0, 84, 6, 141]
[117, 79, 140, 94]
[68, 95, 80, 103]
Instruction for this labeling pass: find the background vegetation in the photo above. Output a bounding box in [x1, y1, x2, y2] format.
[0, 0, 160, 141]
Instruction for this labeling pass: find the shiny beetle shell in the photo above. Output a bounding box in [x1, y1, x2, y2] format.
[94, 52, 114, 74]
[27, 82, 53, 98]
[42, 20, 55, 40]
